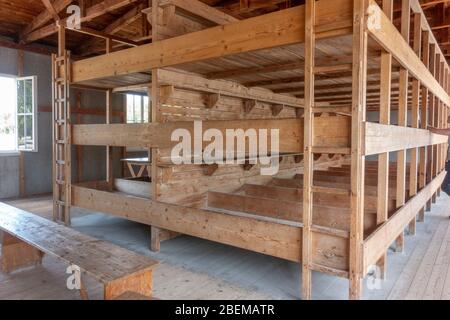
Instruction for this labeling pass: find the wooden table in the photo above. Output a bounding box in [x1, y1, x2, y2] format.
[121, 157, 151, 178]
[0, 202, 159, 300]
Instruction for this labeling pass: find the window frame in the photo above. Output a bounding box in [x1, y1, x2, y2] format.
[126, 93, 149, 124]
[16, 76, 38, 152]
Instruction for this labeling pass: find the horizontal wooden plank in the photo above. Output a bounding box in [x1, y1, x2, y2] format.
[71, 186, 349, 271]
[71, 0, 353, 83]
[367, 1, 450, 107]
[207, 190, 377, 232]
[362, 170, 447, 275]
[72, 185, 302, 261]
[364, 122, 448, 155]
[158, 69, 305, 108]
[72, 116, 350, 153]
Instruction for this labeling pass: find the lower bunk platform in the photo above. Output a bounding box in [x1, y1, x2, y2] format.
[71, 163, 447, 287]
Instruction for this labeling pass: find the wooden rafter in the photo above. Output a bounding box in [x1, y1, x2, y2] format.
[22, 0, 140, 43]
[79, 2, 146, 55]
[40, 0, 61, 22]
[20, 0, 73, 38]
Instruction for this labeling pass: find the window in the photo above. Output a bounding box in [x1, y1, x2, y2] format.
[126, 94, 149, 124]
[0, 75, 38, 153]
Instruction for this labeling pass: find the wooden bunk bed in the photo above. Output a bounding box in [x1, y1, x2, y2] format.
[52, 0, 450, 300]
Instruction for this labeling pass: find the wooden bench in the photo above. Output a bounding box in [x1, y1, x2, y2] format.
[0, 202, 159, 300]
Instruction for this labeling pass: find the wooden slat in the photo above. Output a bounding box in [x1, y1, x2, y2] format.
[364, 122, 448, 155]
[72, 116, 351, 153]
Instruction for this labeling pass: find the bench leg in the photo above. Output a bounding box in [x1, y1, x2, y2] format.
[1, 232, 43, 274]
[79, 278, 90, 300]
[104, 269, 153, 300]
[150, 226, 161, 252]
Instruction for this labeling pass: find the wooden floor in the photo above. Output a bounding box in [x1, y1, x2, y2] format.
[1, 192, 450, 300]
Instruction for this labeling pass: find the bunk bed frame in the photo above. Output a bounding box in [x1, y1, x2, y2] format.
[52, 0, 450, 300]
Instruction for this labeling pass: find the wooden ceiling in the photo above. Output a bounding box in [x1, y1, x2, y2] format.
[0, 0, 304, 56]
[0, 0, 448, 61]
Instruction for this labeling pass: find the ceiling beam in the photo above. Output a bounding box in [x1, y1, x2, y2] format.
[21, 0, 73, 39]
[40, 0, 61, 22]
[421, 0, 450, 9]
[159, 0, 239, 25]
[0, 37, 57, 56]
[22, 0, 140, 43]
[79, 2, 146, 55]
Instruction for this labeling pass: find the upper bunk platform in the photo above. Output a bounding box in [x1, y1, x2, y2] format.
[68, 0, 450, 112]
[69, 0, 354, 84]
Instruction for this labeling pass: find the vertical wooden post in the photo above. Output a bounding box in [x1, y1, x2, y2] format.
[437, 61, 443, 187]
[376, 0, 393, 279]
[150, 0, 162, 252]
[17, 50, 26, 198]
[105, 38, 114, 190]
[418, 31, 429, 222]
[432, 52, 440, 203]
[349, 0, 368, 300]
[408, 12, 421, 236]
[106, 89, 114, 191]
[302, 0, 315, 301]
[443, 67, 449, 172]
[426, 44, 436, 211]
[395, 0, 410, 253]
[76, 92, 83, 183]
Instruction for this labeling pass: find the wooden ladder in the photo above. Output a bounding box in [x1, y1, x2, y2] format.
[51, 39, 71, 226]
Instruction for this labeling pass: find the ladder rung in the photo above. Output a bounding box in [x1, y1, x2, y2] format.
[311, 147, 351, 155]
[55, 56, 65, 62]
[312, 186, 350, 196]
[55, 98, 66, 103]
[56, 160, 66, 165]
[55, 120, 66, 125]
[55, 77, 65, 83]
[55, 180, 65, 185]
[56, 139, 67, 144]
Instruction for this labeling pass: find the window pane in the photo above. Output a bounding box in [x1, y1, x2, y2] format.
[25, 79, 33, 113]
[18, 115, 25, 148]
[126, 94, 133, 123]
[25, 115, 33, 150]
[144, 97, 149, 123]
[17, 80, 25, 113]
[134, 95, 141, 123]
